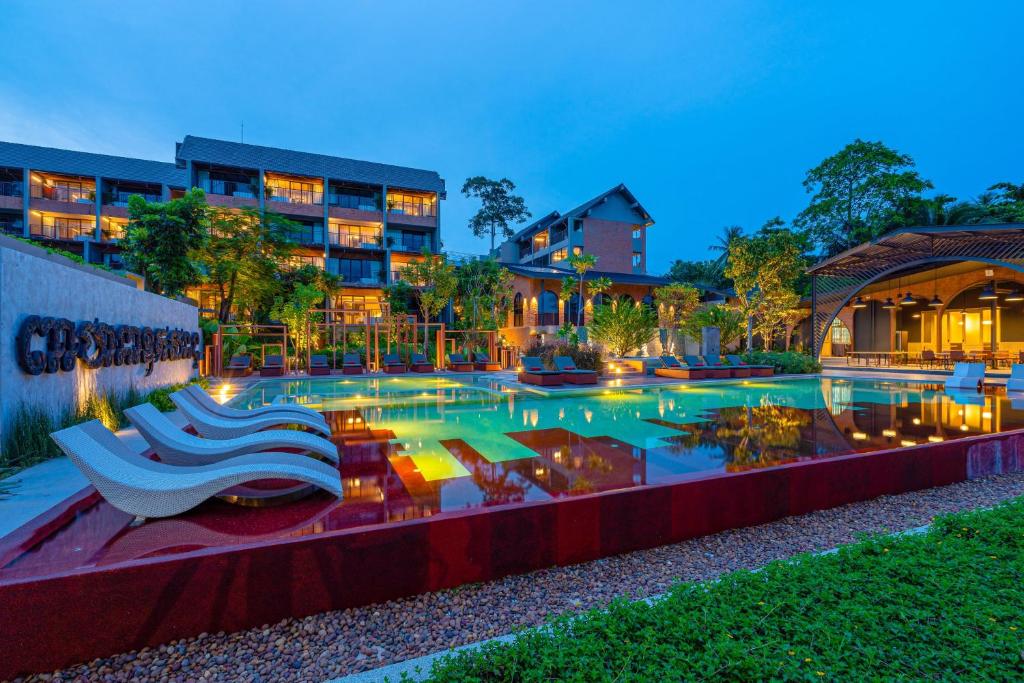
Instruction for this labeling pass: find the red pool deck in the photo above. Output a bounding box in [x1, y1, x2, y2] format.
[1, 418, 1023, 678]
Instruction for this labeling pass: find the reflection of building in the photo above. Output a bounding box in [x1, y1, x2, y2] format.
[0, 137, 445, 321]
[805, 226, 1024, 362]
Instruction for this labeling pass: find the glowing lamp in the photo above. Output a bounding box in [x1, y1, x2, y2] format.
[900, 292, 917, 306]
[851, 296, 867, 309]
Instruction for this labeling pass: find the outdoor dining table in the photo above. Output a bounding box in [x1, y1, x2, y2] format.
[845, 351, 911, 367]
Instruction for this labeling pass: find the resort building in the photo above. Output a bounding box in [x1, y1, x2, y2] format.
[493, 184, 676, 348]
[0, 137, 446, 320]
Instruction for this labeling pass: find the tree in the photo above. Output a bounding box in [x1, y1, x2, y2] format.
[795, 139, 932, 255]
[461, 176, 532, 252]
[679, 305, 746, 349]
[984, 182, 1024, 222]
[667, 259, 729, 290]
[709, 225, 744, 269]
[383, 280, 413, 316]
[122, 188, 207, 296]
[653, 283, 700, 353]
[401, 248, 458, 330]
[453, 258, 515, 330]
[194, 207, 297, 322]
[269, 282, 325, 365]
[726, 229, 806, 351]
[589, 301, 658, 357]
[566, 252, 597, 326]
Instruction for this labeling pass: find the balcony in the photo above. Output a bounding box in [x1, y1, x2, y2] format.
[0, 180, 22, 211]
[30, 214, 95, 241]
[198, 178, 259, 209]
[329, 192, 380, 212]
[1, 216, 23, 237]
[285, 224, 325, 246]
[267, 186, 323, 206]
[329, 232, 383, 250]
[104, 189, 162, 207]
[386, 191, 437, 228]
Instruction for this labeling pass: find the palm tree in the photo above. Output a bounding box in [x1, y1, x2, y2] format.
[988, 182, 1024, 204]
[709, 225, 744, 269]
[567, 252, 597, 326]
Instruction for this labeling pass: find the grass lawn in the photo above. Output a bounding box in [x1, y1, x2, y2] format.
[418, 498, 1024, 681]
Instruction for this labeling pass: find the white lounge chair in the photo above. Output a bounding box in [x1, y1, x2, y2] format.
[1006, 364, 1024, 393]
[50, 420, 343, 519]
[124, 403, 339, 465]
[184, 384, 326, 425]
[170, 390, 331, 440]
[945, 362, 986, 392]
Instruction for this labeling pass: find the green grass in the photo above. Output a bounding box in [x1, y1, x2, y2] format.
[418, 500, 1024, 682]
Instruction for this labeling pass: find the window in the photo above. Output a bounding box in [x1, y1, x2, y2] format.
[329, 182, 381, 211]
[395, 231, 429, 251]
[338, 295, 382, 324]
[632, 227, 642, 239]
[538, 290, 559, 326]
[286, 222, 325, 245]
[551, 247, 567, 262]
[593, 292, 610, 308]
[566, 293, 582, 325]
[513, 293, 524, 327]
[266, 176, 322, 205]
[573, 218, 583, 232]
[101, 218, 127, 241]
[31, 177, 94, 203]
[197, 167, 257, 198]
[30, 215, 94, 240]
[631, 252, 642, 267]
[387, 192, 436, 217]
[532, 231, 549, 250]
[284, 255, 325, 270]
[829, 319, 851, 345]
[329, 223, 381, 248]
[327, 257, 382, 283]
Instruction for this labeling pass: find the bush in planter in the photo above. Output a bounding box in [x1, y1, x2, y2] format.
[523, 341, 604, 374]
[742, 350, 822, 374]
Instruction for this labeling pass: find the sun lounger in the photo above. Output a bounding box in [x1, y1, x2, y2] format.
[410, 352, 435, 373]
[223, 354, 252, 378]
[50, 420, 342, 519]
[654, 355, 706, 380]
[183, 384, 326, 426]
[684, 355, 730, 379]
[518, 356, 563, 386]
[1006, 364, 1024, 393]
[945, 362, 985, 392]
[342, 352, 365, 375]
[473, 352, 502, 371]
[553, 355, 597, 384]
[717, 356, 751, 378]
[125, 403, 339, 465]
[382, 353, 408, 374]
[171, 390, 330, 439]
[447, 353, 474, 372]
[309, 354, 331, 376]
[725, 355, 774, 377]
[260, 353, 285, 377]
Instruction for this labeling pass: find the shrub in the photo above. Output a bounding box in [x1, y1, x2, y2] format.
[524, 341, 604, 374]
[588, 303, 658, 357]
[742, 350, 821, 374]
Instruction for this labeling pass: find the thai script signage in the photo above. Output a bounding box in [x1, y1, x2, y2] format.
[16, 315, 202, 376]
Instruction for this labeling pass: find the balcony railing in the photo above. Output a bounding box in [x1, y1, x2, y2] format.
[387, 196, 436, 217]
[0, 181, 23, 197]
[268, 187, 323, 206]
[200, 179, 257, 198]
[104, 190, 162, 206]
[30, 183, 95, 204]
[328, 193, 380, 212]
[551, 228, 567, 244]
[30, 217, 95, 241]
[1, 219, 24, 236]
[285, 226, 325, 245]
[392, 235, 431, 252]
[329, 233, 382, 249]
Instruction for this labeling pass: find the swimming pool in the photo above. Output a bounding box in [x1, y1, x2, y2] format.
[3, 375, 1022, 580]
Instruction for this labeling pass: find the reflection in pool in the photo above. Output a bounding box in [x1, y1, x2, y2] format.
[3, 376, 1022, 580]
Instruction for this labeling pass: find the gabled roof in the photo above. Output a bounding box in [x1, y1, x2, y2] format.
[176, 136, 445, 194]
[504, 264, 669, 287]
[547, 183, 654, 230]
[0, 140, 186, 186]
[509, 210, 562, 242]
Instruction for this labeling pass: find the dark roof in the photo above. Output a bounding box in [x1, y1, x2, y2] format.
[0, 140, 185, 186]
[547, 183, 654, 230]
[504, 264, 670, 287]
[176, 136, 445, 194]
[509, 210, 561, 242]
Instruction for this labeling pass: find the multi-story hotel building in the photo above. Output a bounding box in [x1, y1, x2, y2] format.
[0, 136, 445, 321]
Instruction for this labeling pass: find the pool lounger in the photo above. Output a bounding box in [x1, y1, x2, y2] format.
[182, 384, 327, 428]
[382, 353, 408, 374]
[553, 355, 598, 384]
[125, 403, 339, 466]
[725, 355, 774, 377]
[171, 390, 331, 439]
[447, 353, 475, 372]
[655, 355, 707, 380]
[518, 356, 564, 386]
[410, 352, 435, 373]
[50, 420, 342, 519]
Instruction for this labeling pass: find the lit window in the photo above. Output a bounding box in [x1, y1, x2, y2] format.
[551, 247, 567, 262]
[830, 319, 851, 344]
[631, 252, 642, 267]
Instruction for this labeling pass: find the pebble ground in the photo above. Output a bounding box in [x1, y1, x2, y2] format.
[14, 472, 1024, 683]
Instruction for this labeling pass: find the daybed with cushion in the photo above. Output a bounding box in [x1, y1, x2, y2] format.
[50, 420, 342, 519]
[684, 355, 730, 379]
[553, 355, 597, 384]
[945, 362, 985, 392]
[717, 356, 751, 378]
[309, 354, 331, 376]
[518, 356, 564, 386]
[223, 354, 252, 378]
[654, 355, 706, 380]
[260, 354, 285, 377]
[725, 355, 774, 377]
[447, 353, 474, 372]
[341, 352, 365, 375]
[382, 353, 408, 374]
[410, 352, 435, 373]
[473, 352, 502, 371]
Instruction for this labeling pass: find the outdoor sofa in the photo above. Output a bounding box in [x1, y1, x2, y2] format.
[223, 354, 253, 378]
[382, 353, 408, 374]
[553, 355, 598, 384]
[473, 351, 502, 371]
[260, 354, 285, 377]
[518, 356, 564, 386]
[447, 353, 474, 372]
[654, 355, 706, 380]
[341, 352, 365, 375]
[309, 354, 331, 376]
[410, 352, 435, 373]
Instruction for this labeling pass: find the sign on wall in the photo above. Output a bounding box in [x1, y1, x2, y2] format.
[16, 315, 202, 377]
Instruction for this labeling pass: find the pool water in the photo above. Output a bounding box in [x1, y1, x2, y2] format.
[4, 376, 1024, 579]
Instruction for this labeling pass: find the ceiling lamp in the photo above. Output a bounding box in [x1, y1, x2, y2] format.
[928, 294, 943, 307]
[882, 297, 897, 310]
[978, 283, 998, 300]
[1005, 287, 1024, 302]
[900, 292, 917, 305]
[852, 296, 867, 309]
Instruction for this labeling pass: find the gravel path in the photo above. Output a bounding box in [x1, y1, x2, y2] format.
[15, 472, 1024, 683]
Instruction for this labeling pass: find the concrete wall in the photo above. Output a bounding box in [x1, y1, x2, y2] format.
[0, 235, 199, 444]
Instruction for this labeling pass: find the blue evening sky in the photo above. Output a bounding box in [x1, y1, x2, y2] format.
[0, 1, 1020, 273]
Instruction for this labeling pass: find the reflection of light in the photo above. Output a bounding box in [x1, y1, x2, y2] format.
[882, 429, 897, 437]
[928, 435, 944, 443]
[960, 424, 969, 431]
[584, 409, 593, 423]
[852, 432, 868, 440]
[900, 440, 916, 447]
[534, 467, 545, 477]
[912, 418, 921, 425]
